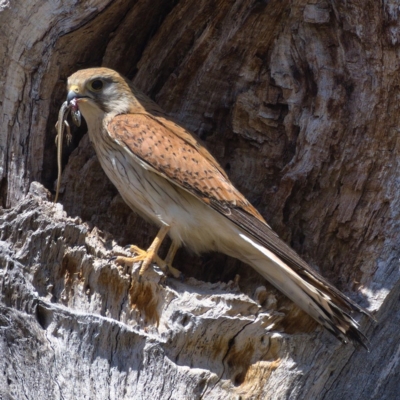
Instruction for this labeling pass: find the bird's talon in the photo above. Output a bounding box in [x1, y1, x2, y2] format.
[137, 274, 143, 283]
[167, 264, 183, 279]
[115, 255, 145, 266]
[138, 251, 155, 275]
[129, 244, 147, 256]
[114, 256, 125, 265]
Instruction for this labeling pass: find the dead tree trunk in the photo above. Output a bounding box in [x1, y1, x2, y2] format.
[1, 0, 399, 398]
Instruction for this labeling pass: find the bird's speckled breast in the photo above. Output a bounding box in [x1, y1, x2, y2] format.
[85, 116, 235, 254]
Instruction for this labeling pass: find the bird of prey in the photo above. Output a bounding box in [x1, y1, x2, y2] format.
[66, 67, 370, 347]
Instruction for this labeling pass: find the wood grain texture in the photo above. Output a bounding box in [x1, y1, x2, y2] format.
[1, 0, 400, 398]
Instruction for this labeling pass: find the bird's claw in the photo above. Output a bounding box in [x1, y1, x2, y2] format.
[163, 263, 183, 280]
[114, 244, 183, 280]
[114, 254, 148, 266]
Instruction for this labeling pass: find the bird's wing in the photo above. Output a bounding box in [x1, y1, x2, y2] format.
[150, 114, 231, 180]
[107, 113, 264, 220]
[107, 113, 370, 318]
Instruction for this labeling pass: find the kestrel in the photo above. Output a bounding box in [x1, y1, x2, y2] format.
[66, 67, 371, 347]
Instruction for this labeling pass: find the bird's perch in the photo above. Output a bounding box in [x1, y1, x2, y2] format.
[0, 0, 399, 399]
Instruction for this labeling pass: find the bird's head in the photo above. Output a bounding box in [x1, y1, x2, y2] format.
[67, 68, 136, 122]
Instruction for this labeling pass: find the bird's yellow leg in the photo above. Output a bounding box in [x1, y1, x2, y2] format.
[127, 240, 182, 278]
[116, 226, 170, 275]
[115, 227, 184, 278]
[162, 241, 181, 278]
[138, 225, 170, 276]
[115, 245, 165, 269]
[122, 245, 165, 267]
[115, 225, 169, 276]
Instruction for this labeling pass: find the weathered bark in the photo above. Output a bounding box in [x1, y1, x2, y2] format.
[0, 0, 399, 398]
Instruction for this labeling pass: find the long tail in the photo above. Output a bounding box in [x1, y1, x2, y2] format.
[238, 233, 369, 349]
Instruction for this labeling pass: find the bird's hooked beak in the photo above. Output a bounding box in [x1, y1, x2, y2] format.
[67, 90, 79, 104]
[67, 85, 86, 105]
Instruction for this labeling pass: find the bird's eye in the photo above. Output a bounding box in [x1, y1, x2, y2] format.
[89, 79, 103, 91]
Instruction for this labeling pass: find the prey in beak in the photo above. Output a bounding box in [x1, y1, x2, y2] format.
[66, 90, 82, 127]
